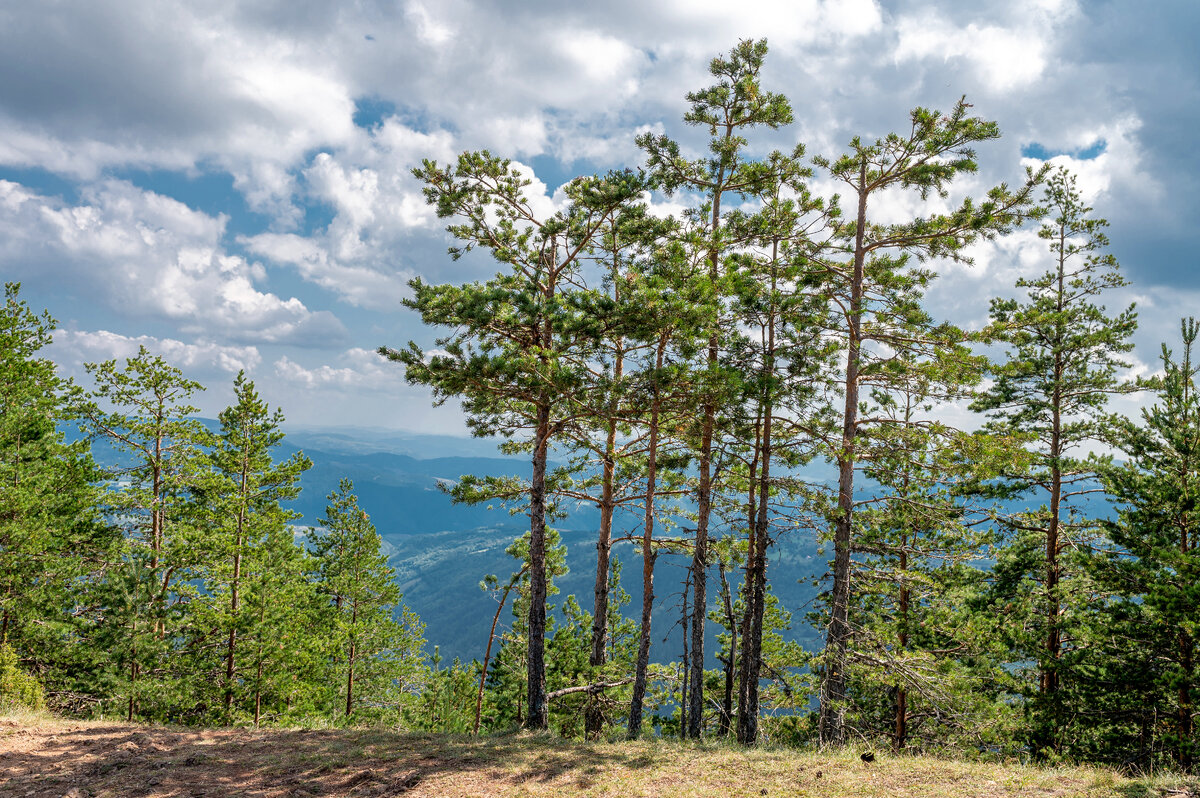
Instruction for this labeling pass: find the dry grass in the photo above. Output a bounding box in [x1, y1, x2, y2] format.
[2, 713, 1195, 797]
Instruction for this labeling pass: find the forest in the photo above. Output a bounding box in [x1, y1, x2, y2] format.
[1, 40, 1196, 774]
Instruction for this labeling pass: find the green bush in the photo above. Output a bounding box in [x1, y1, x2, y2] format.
[0, 645, 45, 711]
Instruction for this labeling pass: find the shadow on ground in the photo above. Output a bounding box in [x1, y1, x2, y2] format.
[0, 720, 659, 797]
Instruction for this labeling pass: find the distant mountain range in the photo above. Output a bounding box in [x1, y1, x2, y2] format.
[276, 426, 826, 664]
[81, 421, 1113, 665]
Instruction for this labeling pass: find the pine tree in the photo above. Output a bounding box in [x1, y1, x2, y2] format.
[851, 377, 1014, 752]
[197, 372, 311, 724]
[812, 101, 1045, 745]
[722, 151, 833, 745]
[972, 167, 1137, 756]
[637, 39, 796, 737]
[383, 163, 643, 730]
[83, 347, 211, 720]
[0, 283, 108, 705]
[1093, 319, 1200, 770]
[311, 479, 425, 722]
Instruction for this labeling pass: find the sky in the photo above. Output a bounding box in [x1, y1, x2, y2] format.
[3, 0, 1198, 435]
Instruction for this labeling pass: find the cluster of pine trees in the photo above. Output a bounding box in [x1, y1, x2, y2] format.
[381, 40, 1196, 770]
[1, 38, 1195, 775]
[0, 284, 425, 726]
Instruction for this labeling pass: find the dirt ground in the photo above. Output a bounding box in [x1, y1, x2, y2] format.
[3, 716, 1196, 798]
[0, 718, 509, 797]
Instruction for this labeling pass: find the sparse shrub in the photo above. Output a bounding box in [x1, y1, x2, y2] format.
[0, 645, 45, 712]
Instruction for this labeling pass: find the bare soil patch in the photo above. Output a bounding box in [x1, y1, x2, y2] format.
[1, 715, 1194, 797]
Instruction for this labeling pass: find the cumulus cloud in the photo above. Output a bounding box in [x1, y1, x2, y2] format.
[275, 348, 401, 390]
[0, 179, 346, 345]
[893, 0, 1078, 93]
[0, 0, 1197, 433]
[53, 330, 261, 374]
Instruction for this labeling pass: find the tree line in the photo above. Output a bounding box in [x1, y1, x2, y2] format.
[0, 39, 1195, 773]
[381, 40, 1194, 769]
[0, 290, 425, 726]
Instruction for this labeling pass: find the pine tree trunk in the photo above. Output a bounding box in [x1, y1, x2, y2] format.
[718, 560, 736, 737]
[1180, 523, 1194, 770]
[896, 531, 909, 752]
[587, 382, 620, 739]
[1037, 246, 1067, 757]
[525, 398, 551, 731]
[737, 422, 761, 743]
[224, 551, 241, 720]
[254, 587, 268, 727]
[1179, 629, 1193, 770]
[820, 165, 868, 747]
[688, 139, 732, 739]
[346, 600, 358, 718]
[679, 570, 691, 738]
[127, 602, 138, 723]
[628, 340, 664, 739]
[746, 406, 772, 745]
[224, 474, 248, 724]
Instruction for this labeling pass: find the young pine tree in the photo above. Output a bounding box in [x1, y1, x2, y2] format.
[311, 479, 425, 723]
[1093, 319, 1200, 770]
[0, 283, 108, 706]
[637, 39, 797, 737]
[384, 163, 643, 730]
[84, 347, 211, 720]
[972, 167, 1137, 756]
[811, 102, 1045, 745]
[198, 372, 312, 724]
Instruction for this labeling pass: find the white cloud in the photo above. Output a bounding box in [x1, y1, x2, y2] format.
[241, 232, 414, 311]
[275, 348, 399, 389]
[892, 1, 1077, 94]
[0, 179, 346, 345]
[53, 329, 261, 374]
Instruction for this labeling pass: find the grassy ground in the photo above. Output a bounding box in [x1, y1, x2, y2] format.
[2, 711, 1196, 797]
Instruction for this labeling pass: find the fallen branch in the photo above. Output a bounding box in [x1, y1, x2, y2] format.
[547, 678, 634, 701]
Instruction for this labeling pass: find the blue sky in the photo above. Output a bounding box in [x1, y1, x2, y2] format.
[3, 0, 1197, 433]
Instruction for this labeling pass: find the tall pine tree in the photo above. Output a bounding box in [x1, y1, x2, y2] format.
[972, 167, 1137, 756]
[812, 101, 1045, 745]
[384, 163, 642, 730]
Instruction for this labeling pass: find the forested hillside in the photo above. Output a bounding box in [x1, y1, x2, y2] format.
[2, 40, 1197, 777]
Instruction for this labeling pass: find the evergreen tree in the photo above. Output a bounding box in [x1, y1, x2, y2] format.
[1092, 319, 1200, 770]
[0, 283, 108, 705]
[196, 372, 311, 724]
[812, 101, 1045, 745]
[972, 167, 1137, 756]
[851, 380, 1015, 752]
[311, 479, 425, 722]
[383, 162, 643, 730]
[637, 39, 796, 737]
[722, 152, 833, 745]
[83, 346, 211, 720]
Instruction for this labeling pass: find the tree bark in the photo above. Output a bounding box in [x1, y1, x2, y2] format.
[345, 599, 358, 719]
[737, 419, 761, 743]
[588, 350, 622, 739]
[819, 162, 868, 747]
[224, 489, 246, 724]
[525, 398, 551, 731]
[895, 527, 909, 752]
[688, 129, 733, 738]
[628, 338, 665, 739]
[717, 559, 737, 737]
